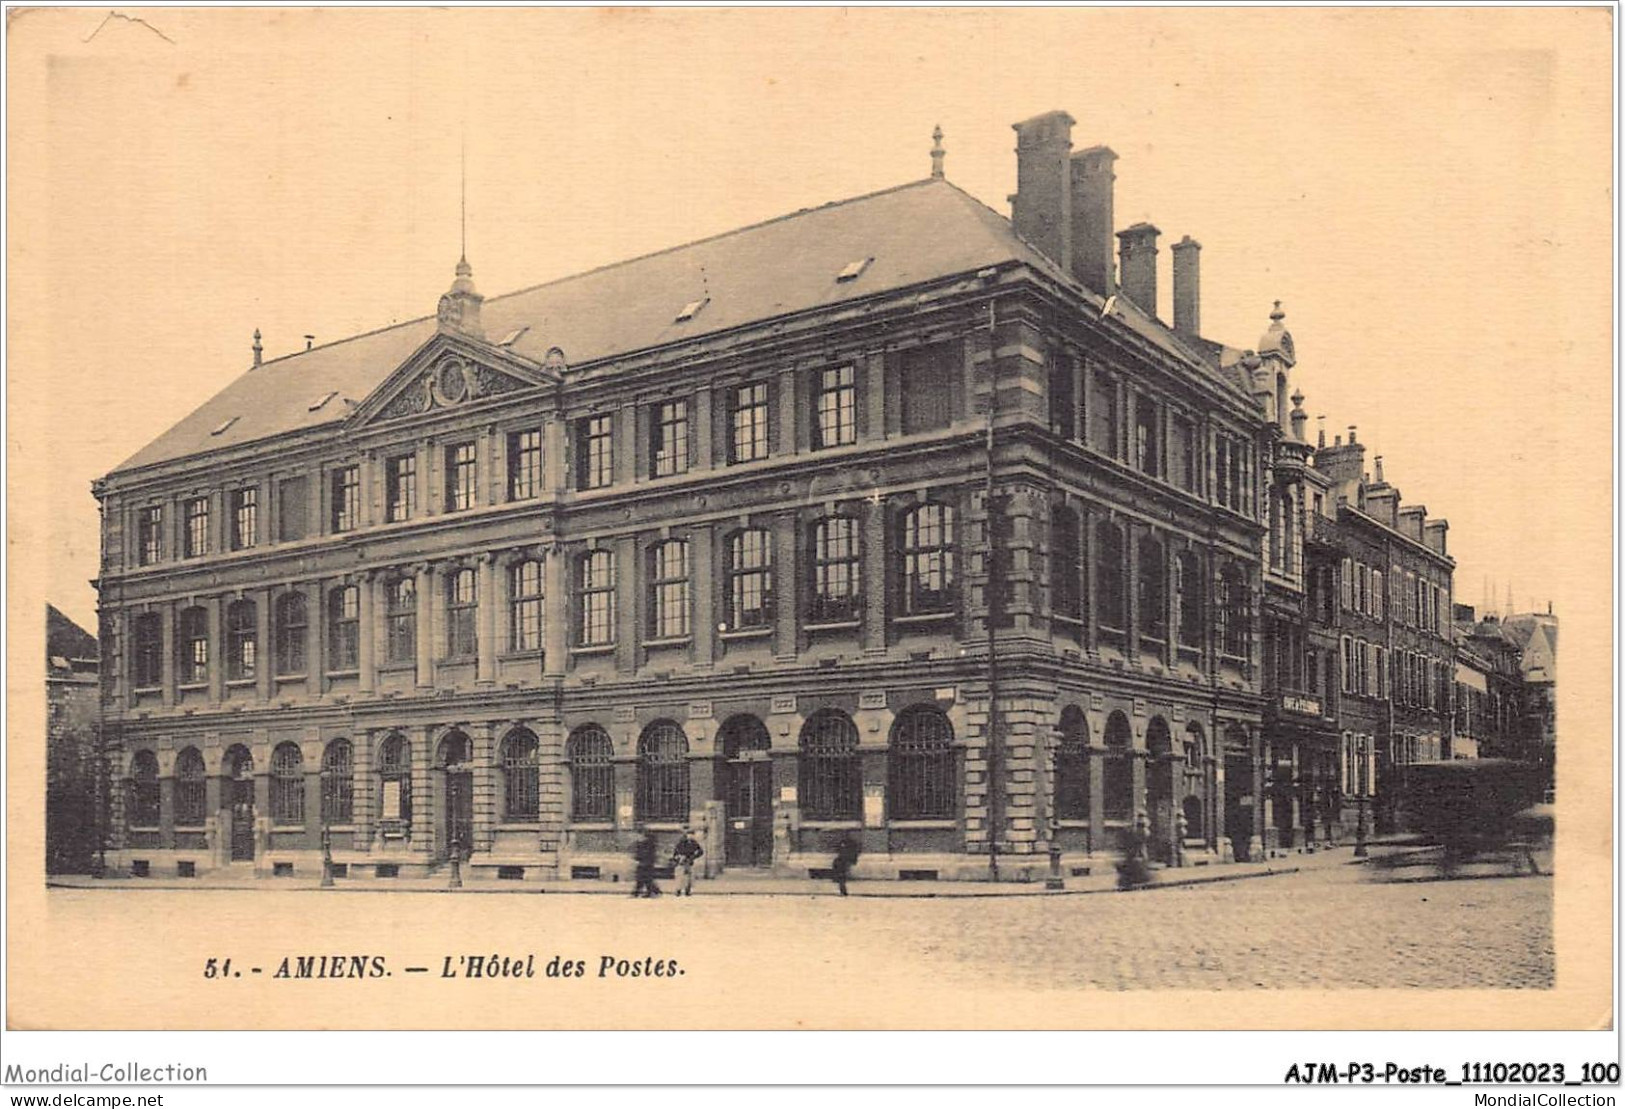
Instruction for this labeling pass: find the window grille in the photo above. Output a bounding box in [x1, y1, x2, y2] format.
[899, 503, 956, 616]
[321, 739, 353, 825]
[809, 517, 860, 623]
[636, 721, 690, 822]
[175, 747, 206, 826]
[567, 725, 614, 821]
[576, 550, 616, 646]
[888, 707, 955, 820]
[798, 710, 860, 820]
[502, 729, 540, 820]
[377, 734, 412, 830]
[270, 742, 305, 826]
[1054, 707, 1090, 821]
[128, 750, 160, 827]
[727, 529, 773, 629]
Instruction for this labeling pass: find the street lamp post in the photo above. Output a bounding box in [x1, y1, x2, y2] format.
[449, 831, 463, 889]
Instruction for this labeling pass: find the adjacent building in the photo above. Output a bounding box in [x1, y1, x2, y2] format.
[90, 111, 1471, 883]
[47, 605, 101, 874]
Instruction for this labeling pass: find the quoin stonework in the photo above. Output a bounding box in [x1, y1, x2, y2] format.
[89, 111, 1551, 884]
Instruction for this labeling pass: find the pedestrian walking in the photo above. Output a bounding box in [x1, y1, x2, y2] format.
[830, 833, 860, 896]
[670, 828, 704, 896]
[631, 832, 662, 898]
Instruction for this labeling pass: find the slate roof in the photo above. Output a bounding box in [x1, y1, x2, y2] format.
[112, 176, 1248, 476]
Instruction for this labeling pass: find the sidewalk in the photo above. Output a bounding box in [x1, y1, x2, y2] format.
[49, 842, 1407, 898]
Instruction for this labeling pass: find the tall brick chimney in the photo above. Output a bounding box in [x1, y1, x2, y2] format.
[1069, 146, 1117, 296]
[1009, 111, 1075, 272]
[1171, 235, 1201, 337]
[1117, 223, 1160, 317]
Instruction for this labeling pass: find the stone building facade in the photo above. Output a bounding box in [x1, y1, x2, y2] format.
[47, 605, 101, 875]
[92, 111, 1356, 882]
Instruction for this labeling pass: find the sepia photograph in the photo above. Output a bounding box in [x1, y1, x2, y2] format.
[3, 3, 1616, 1091]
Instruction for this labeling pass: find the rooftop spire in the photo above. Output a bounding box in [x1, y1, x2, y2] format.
[930, 124, 945, 179]
[251, 328, 262, 367]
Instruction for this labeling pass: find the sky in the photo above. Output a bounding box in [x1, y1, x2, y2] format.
[8, 7, 1613, 635]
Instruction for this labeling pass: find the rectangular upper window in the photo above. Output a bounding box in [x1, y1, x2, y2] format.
[650, 400, 690, 478]
[900, 341, 958, 434]
[386, 454, 416, 523]
[278, 476, 309, 543]
[813, 366, 857, 449]
[575, 415, 614, 491]
[230, 487, 257, 551]
[330, 466, 359, 533]
[508, 429, 543, 500]
[183, 497, 209, 558]
[1134, 394, 1160, 478]
[445, 442, 477, 511]
[137, 505, 164, 566]
[1087, 364, 1117, 458]
[728, 382, 770, 465]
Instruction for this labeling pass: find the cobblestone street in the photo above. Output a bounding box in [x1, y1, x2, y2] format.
[896, 863, 1554, 991]
[43, 854, 1553, 1018]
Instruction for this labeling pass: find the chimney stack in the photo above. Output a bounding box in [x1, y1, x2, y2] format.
[304, 334, 315, 351]
[1171, 235, 1201, 337]
[1069, 146, 1118, 296]
[1117, 222, 1161, 317]
[1010, 111, 1075, 272]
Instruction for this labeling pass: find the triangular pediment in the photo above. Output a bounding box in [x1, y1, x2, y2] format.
[350, 332, 555, 428]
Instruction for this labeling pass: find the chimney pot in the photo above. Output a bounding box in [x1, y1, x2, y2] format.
[304, 335, 315, 351]
[1117, 222, 1161, 317]
[1171, 235, 1201, 337]
[1374, 455, 1385, 483]
[1348, 425, 1358, 445]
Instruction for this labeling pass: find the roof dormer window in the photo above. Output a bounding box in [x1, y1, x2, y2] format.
[308, 391, 339, 412]
[210, 416, 239, 437]
[674, 298, 709, 323]
[836, 257, 873, 282]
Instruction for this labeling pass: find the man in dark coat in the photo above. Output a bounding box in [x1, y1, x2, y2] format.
[830, 834, 860, 896]
[631, 832, 661, 898]
[670, 828, 704, 896]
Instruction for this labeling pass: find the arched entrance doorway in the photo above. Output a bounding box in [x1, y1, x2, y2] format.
[223, 745, 255, 862]
[1144, 717, 1175, 862]
[719, 715, 772, 868]
[1223, 725, 1255, 862]
[436, 730, 473, 863]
